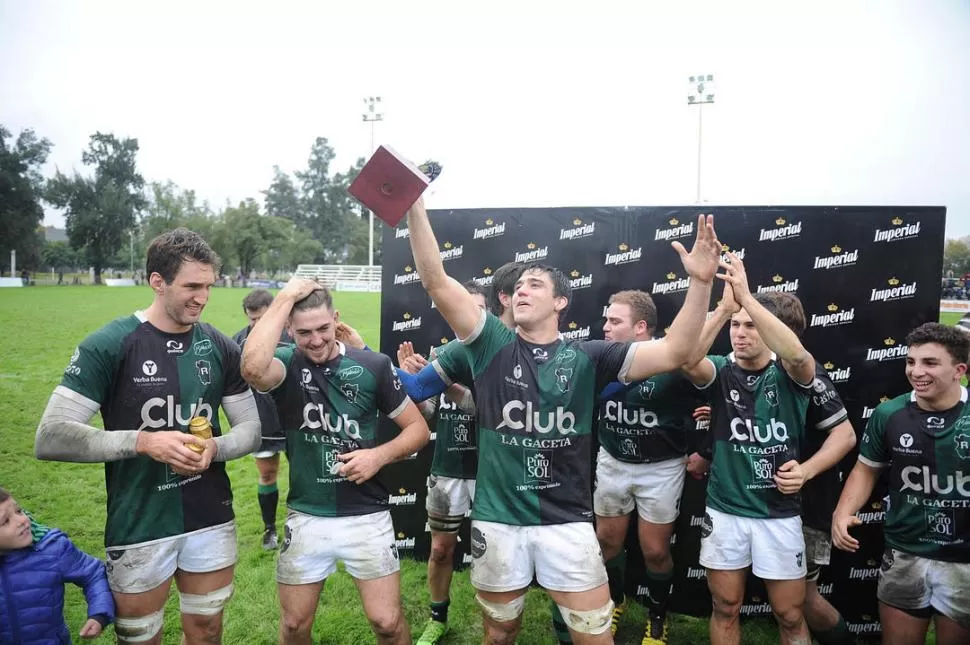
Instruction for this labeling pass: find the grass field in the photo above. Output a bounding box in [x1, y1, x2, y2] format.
[0, 287, 958, 644]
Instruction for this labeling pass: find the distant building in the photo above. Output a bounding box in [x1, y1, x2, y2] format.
[44, 226, 68, 242]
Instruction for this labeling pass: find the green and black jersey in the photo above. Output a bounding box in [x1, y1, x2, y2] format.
[58, 312, 250, 548]
[799, 362, 850, 532]
[859, 388, 970, 561]
[462, 311, 634, 526]
[430, 339, 477, 479]
[700, 354, 817, 519]
[270, 342, 409, 517]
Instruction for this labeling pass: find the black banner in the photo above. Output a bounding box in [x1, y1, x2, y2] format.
[378, 205, 945, 639]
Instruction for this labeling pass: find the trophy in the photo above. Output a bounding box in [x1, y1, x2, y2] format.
[348, 146, 442, 227]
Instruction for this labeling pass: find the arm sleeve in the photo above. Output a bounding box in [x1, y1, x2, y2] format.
[398, 364, 449, 402]
[213, 390, 261, 460]
[858, 406, 891, 468]
[376, 355, 410, 420]
[35, 386, 139, 462]
[58, 536, 115, 624]
[806, 366, 849, 432]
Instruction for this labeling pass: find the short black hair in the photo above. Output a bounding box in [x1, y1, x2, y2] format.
[463, 280, 486, 299]
[146, 228, 221, 284]
[752, 292, 806, 337]
[906, 322, 970, 364]
[487, 262, 524, 316]
[292, 288, 334, 314]
[518, 263, 571, 319]
[242, 289, 274, 312]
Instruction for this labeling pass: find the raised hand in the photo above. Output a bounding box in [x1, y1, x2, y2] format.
[716, 251, 752, 305]
[279, 276, 323, 302]
[672, 214, 721, 284]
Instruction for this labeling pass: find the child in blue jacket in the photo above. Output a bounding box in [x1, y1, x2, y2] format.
[0, 487, 115, 644]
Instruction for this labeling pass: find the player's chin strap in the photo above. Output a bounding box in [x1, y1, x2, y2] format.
[556, 600, 615, 635]
[180, 583, 234, 616]
[115, 610, 165, 643]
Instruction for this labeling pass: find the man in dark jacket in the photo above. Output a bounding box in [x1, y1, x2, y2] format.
[0, 487, 115, 644]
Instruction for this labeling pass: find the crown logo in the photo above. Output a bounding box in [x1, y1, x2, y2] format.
[483, 267, 492, 275]
[872, 501, 883, 510]
[752, 596, 762, 603]
[397, 532, 405, 539]
[823, 361, 834, 370]
[570, 269, 580, 277]
[862, 614, 872, 622]
[721, 243, 730, 252]
[443, 241, 452, 249]
[775, 217, 786, 226]
[404, 265, 413, 273]
[891, 216, 903, 225]
[880, 395, 890, 402]
[573, 217, 582, 226]
[867, 559, 877, 567]
[568, 321, 577, 330]
[831, 244, 842, 253]
[618, 243, 628, 251]
[398, 488, 407, 494]
[485, 218, 494, 225]
[884, 338, 895, 346]
[666, 272, 676, 280]
[527, 242, 536, 250]
[887, 277, 899, 286]
[440, 337, 448, 345]
[664, 326, 671, 334]
[827, 303, 838, 312]
[772, 274, 784, 283]
[669, 217, 679, 225]
[403, 312, 411, 320]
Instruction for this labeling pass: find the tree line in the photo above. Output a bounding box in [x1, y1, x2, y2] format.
[0, 125, 379, 284]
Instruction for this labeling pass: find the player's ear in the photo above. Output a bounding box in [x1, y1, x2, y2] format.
[333, 309, 340, 324]
[149, 272, 166, 294]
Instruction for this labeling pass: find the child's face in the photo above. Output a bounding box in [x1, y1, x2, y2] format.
[0, 498, 32, 550]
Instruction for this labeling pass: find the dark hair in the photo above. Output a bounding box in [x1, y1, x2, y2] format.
[519, 263, 572, 319]
[488, 262, 524, 316]
[906, 322, 970, 364]
[0, 488, 8, 504]
[609, 290, 658, 333]
[146, 228, 220, 284]
[292, 288, 334, 314]
[242, 289, 274, 312]
[463, 280, 486, 299]
[754, 292, 806, 337]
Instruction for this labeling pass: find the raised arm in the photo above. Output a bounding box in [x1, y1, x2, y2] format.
[624, 214, 720, 381]
[406, 196, 481, 340]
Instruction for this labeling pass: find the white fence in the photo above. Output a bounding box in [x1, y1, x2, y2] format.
[293, 265, 382, 292]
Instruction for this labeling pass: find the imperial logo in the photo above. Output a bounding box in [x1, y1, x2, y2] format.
[817, 583, 834, 596]
[874, 216, 920, 243]
[654, 217, 694, 241]
[604, 243, 643, 266]
[686, 566, 706, 580]
[847, 622, 881, 635]
[810, 303, 855, 328]
[560, 321, 591, 340]
[862, 396, 889, 419]
[568, 269, 593, 290]
[515, 242, 549, 263]
[870, 277, 917, 302]
[388, 488, 417, 505]
[813, 244, 859, 270]
[756, 274, 799, 293]
[394, 532, 416, 550]
[689, 515, 705, 527]
[394, 227, 410, 239]
[652, 272, 690, 295]
[393, 265, 421, 286]
[473, 218, 506, 240]
[392, 312, 422, 332]
[560, 217, 596, 241]
[823, 361, 851, 383]
[849, 563, 880, 581]
[758, 217, 802, 242]
[439, 241, 464, 262]
[720, 244, 746, 261]
[865, 338, 909, 362]
[740, 601, 773, 616]
[472, 267, 495, 287]
[857, 500, 886, 524]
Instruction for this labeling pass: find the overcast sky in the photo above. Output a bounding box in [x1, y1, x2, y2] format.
[2, 0, 968, 239]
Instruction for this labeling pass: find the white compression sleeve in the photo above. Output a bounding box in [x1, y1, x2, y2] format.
[34, 386, 139, 462]
[212, 390, 261, 461]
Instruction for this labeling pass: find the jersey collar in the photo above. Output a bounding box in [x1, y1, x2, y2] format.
[910, 386, 968, 404]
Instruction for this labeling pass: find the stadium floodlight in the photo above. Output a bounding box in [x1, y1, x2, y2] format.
[687, 74, 715, 203]
[363, 96, 384, 267]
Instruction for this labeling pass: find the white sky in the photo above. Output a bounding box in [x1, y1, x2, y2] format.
[2, 0, 968, 239]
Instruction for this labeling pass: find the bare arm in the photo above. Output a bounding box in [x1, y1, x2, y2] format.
[832, 459, 883, 552]
[800, 421, 856, 482]
[406, 196, 481, 340]
[337, 402, 430, 484]
[684, 280, 739, 368]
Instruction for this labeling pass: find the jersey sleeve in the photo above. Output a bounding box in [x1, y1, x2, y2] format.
[59, 331, 118, 405]
[267, 345, 296, 397]
[858, 404, 891, 468]
[461, 310, 514, 378]
[579, 340, 634, 391]
[806, 366, 849, 433]
[432, 340, 473, 387]
[695, 355, 727, 390]
[217, 333, 250, 398]
[374, 354, 409, 419]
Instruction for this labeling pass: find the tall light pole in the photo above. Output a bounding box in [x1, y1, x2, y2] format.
[129, 230, 134, 276]
[687, 74, 715, 203]
[362, 96, 383, 266]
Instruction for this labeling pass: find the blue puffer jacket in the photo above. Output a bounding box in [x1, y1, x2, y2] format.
[0, 526, 115, 645]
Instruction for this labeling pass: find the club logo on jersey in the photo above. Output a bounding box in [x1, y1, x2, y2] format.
[555, 367, 572, 393]
[955, 433, 970, 459]
[496, 401, 576, 434]
[812, 378, 828, 393]
[865, 338, 908, 362]
[471, 527, 487, 558]
[393, 265, 422, 286]
[568, 269, 593, 290]
[454, 422, 470, 445]
[813, 244, 860, 270]
[755, 274, 799, 293]
[700, 512, 713, 538]
[809, 303, 855, 328]
[340, 382, 359, 402]
[823, 361, 851, 383]
[927, 510, 954, 537]
[764, 384, 779, 406]
[603, 401, 659, 428]
[730, 417, 789, 443]
[64, 347, 81, 376]
[524, 449, 553, 483]
[142, 361, 158, 376]
[555, 348, 576, 364]
[560, 217, 596, 241]
[618, 438, 639, 457]
[874, 216, 920, 243]
[926, 416, 945, 430]
[193, 339, 213, 356]
[388, 488, 417, 506]
[195, 360, 211, 385]
[439, 241, 464, 262]
[473, 217, 506, 240]
[655, 217, 694, 242]
[533, 348, 549, 361]
[752, 457, 775, 481]
[901, 466, 970, 497]
[514, 242, 549, 263]
[870, 276, 917, 303]
[301, 369, 312, 384]
[729, 389, 740, 402]
[758, 216, 802, 242]
[639, 380, 655, 399]
[166, 340, 184, 354]
[604, 243, 643, 266]
[652, 272, 690, 295]
[513, 364, 523, 380]
[338, 366, 364, 381]
[138, 396, 213, 431]
[560, 321, 591, 341]
[301, 404, 362, 439]
[392, 312, 422, 332]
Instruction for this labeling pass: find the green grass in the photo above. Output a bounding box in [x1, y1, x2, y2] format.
[0, 286, 958, 644]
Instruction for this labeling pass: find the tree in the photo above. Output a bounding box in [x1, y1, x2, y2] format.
[40, 241, 79, 272]
[0, 125, 52, 272]
[296, 138, 364, 263]
[222, 199, 288, 278]
[944, 238, 970, 277]
[47, 133, 146, 284]
[263, 166, 304, 226]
